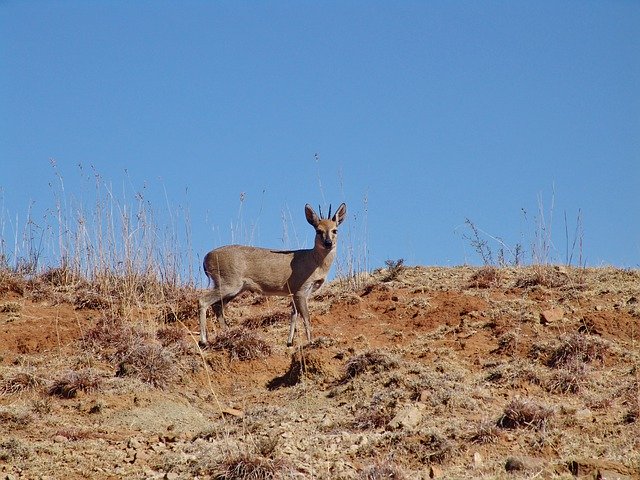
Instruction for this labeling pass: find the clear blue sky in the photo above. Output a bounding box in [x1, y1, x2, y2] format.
[1, 1, 639, 277]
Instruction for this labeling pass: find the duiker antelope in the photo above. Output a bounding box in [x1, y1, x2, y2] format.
[199, 203, 347, 346]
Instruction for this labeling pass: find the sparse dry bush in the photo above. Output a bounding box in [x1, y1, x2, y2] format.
[382, 258, 405, 282]
[498, 397, 554, 430]
[352, 404, 395, 430]
[116, 342, 179, 388]
[358, 459, 406, 480]
[213, 453, 288, 480]
[515, 266, 568, 289]
[209, 327, 272, 361]
[157, 288, 199, 323]
[156, 325, 192, 355]
[48, 369, 102, 398]
[468, 266, 501, 289]
[400, 431, 455, 464]
[0, 438, 30, 463]
[343, 350, 399, 380]
[243, 310, 289, 329]
[546, 364, 587, 394]
[0, 409, 33, 429]
[83, 314, 137, 358]
[74, 288, 111, 310]
[546, 333, 607, 368]
[468, 420, 502, 444]
[0, 269, 26, 296]
[1, 369, 43, 394]
[0, 301, 21, 313]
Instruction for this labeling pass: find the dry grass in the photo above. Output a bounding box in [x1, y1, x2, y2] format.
[208, 327, 272, 361]
[467, 266, 501, 288]
[48, 369, 102, 398]
[498, 397, 554, 430]
[343, 350, 399, 380]
[358, 459, 406, 480]
[1, 369, 43, 394]
[545, 333, 607, 368]
[212, 454, 288, 479]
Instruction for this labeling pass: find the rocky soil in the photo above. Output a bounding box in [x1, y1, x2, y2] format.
[1, 265, 639, 479]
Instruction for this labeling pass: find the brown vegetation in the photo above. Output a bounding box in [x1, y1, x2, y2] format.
[1, 265, 639, 479]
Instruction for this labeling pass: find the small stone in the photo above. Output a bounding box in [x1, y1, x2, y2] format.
[473, 451, 483, 468]
[52, 435, 68, 443]
[387, 405, 423, 430]
[429, 465, 443, 478]
[540, 308, 564, 325]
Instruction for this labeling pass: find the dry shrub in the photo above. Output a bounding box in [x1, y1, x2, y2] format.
[1, 370, 43, 395]
[116, 342, 179, 388]
[546, 364, 587, 394]
[83, 314, 137, 358]
[0, 438, 30, 463]
[382, 259, 405, 282]
[243, 310, 289, 329]
[49, 369, 102, 398]
[84, 315, 182, 387]
[515, 266, 568, 289]
[546, 333, 607, 368]
[343, 350, 399, 380]
[358, 459, 405, 480]
[53, 428, 95, 441]
[0, 410, 33, 429]
[352, 404, 395, 430]
[38, 266, 82, 287]
[209, 327, 272, 361]
[214, 454, 286, 480]
[468, 420, 502, 444]
[156, 325, 192, 355]
[498, 397, 553, 430]
[401, 431, 455, 464]
[74, 289, 111, 310]
[468, 266, 501, 289]
[0, 301, 21, 313]
[0, 269, 26, 296]
[267, 348, 327, 389]
[157, 288, 198, 323]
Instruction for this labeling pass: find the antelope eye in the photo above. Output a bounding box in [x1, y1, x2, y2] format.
[316, 230, 322, 235]
[332, 229, 338, 234]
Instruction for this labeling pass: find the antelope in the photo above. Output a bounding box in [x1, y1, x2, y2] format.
[198, 203, 347, 347]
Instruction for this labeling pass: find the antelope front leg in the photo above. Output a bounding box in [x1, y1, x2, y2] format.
[287, 301, 298, 347]
[198, 297, 209, 346]
[292, 294, 312, 344]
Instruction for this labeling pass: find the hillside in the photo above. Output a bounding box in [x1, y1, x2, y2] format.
[1, 265, 639, 479]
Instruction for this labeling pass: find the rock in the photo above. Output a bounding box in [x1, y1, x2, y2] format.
[52, 435, 68, 443]
[473, 451, 483, 468]
[387, 405, 423, 430]
[429, 465, 443, 478]
[566, 458, 637, 479]
[540, 308, 564, 325]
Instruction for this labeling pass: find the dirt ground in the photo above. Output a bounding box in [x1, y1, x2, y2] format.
[1, 265, 639, 479]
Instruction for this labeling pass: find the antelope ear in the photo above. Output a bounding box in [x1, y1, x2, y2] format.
[332, 203, 347, 225]
[305, 204, 320, 227]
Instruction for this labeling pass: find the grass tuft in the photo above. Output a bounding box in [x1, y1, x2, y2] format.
[498, 397, 553, 430]
[209, 327, 272, 361]
[343, 350, 398, 380]
[214, 453, 285, 480]
[48, 369, 102, 398]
